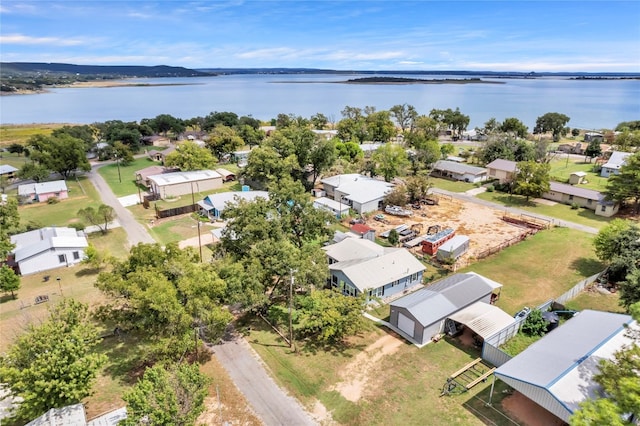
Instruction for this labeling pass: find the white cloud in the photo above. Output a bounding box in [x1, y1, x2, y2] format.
[0, 34, 86, 46]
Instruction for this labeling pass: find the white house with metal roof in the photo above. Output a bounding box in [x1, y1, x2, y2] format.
[0, 164, 18, 179]
[432, 160, 488, 183]
[390, 273, 509, 346]
[600, 151, 632, 177]
[10, 227, 88, 275]
[493, 310, 635, 423]
[543, 181, 618, 217]
[17, 180, 68, 203]
[323, 238, 425, 300]
[320, 174, 394, 215]
[147, 170, 222, 200]
[198, 190, 269, 220]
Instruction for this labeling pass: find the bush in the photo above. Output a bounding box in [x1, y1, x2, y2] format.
[521, 309, 547, 337]
[570, 202, 580, 210]
[486, 185, 495, 192]
[69, 222, 86, 231]
[47, 197, 59, 204]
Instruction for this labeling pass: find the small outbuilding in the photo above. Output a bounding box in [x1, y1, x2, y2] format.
[436, 235, 470, 262]
[215, 168, 236, 183]
[312, 196, 351, 218]
[198, 190, 269, 220]
[568, 171, 587, 185]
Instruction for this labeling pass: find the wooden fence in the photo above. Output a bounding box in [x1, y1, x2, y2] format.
[155, 203, 198, 219]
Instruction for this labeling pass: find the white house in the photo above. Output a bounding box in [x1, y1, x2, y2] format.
[10, 227, 88, 275]
[432, 160, 488, 183]
[323, 238, 425, 300]
[0, 164, 18, 180]
[543, 181, 619, 217]
[147, 170, 222, 200]
[320, 174, 394, 215]
[600, 151, 632, 177]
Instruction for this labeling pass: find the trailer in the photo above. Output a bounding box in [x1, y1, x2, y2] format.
[421, 228, 456, 255]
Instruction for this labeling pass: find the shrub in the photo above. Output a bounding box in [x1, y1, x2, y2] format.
[521, 309, 547, 337]
[69, 222, 86, 231]
[570, 202, 580, 210]
[47, 197, 59, 204]
[486, 185, 495, 192]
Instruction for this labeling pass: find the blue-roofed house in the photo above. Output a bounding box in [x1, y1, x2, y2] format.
[389, 273, 508, 345]
[493, 310, 635, 424]
[198, 190, 269, 220]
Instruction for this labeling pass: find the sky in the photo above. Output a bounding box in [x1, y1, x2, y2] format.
[1, 1, 639, 72]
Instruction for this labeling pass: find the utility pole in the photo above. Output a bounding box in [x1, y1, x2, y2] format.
[197, 221, 203, 262]
[289, 269, 295, 349]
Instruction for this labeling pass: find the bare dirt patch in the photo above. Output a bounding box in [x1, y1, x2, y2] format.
[363, 197, 531, 261]
[501, 391, 565, 426]
[331, 333, 403, 402]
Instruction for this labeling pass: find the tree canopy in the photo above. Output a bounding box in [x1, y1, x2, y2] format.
[26, 133, 91, 179]
[534, 112, 570, 142]
[513, 161, 550, 201]
[0, 300, 106, 423]
[605, 151, 640, 213]
[0, 265, 20, 299]
[78, 204, 116, 235]
[372, 143, 409, 182]
[165, 140, 217, 170]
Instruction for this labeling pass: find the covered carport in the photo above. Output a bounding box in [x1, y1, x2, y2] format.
[446, 301, 515, 342]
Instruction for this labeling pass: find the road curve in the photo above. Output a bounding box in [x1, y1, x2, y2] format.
[87, 164, 156, 247]
[432, 188, 600, 235]
[212, 331, 317, 426]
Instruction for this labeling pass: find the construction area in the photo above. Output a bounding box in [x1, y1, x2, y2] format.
[344, 195, 548, 265]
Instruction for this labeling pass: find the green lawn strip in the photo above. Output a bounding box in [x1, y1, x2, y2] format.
[475, 191, 612, 229]
[547, 157, 609, 191]
[564, 288, 625, 313]
[462, 227, 604, 315]
[17, 176, 103, 228]
[147, 215, 201, 246]
[97, 157, 158, 197]
[0, 124, 65, 147]
[431, 177, 476, 193]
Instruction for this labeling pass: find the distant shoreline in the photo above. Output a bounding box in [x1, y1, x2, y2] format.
[341, 77, 505, 85]
[1, 80, 203, 95]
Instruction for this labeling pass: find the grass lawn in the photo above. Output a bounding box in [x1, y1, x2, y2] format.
[431, 177, 476, 193]
[565, 287, 626, 314]
[462, 227, 605, 315]
[17, 176, 103, 228]
[476, 190, 612, 230]
[248, 319, 504, 425]
[0, 124, 66, 147]
[147, 214, 203, 246]
[97, 157, 159, 197]
[0, 151, 30, 170]
[547, 157, 610, 191]
[87, 228, 130, 259]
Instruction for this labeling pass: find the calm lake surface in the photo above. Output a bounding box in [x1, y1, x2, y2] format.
[1, 74, 639, 130]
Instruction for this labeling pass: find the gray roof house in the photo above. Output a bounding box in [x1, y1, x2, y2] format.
[25, 403, 127, 426]
[432, 160, 488, 183]
[198, 190, 269, 219]
[10, 227, 88, 275]
[486, 159, 518, 184]
[494, 310, 635, 424]
[17, 180, 69, 203]
[600, 151, 632, 177]
[0, 164, 18, 179]
[320, 174, 394, 215]
[390, 273, 510, 346]
[543, 181, 618, 217]
[323, 238, 425, 300]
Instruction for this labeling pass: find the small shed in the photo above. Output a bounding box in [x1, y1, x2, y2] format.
[215, 168, 236, 183]
[436, 235, 470, 261]
[568, 171, 587, 185]
[349, 224, 375, 241]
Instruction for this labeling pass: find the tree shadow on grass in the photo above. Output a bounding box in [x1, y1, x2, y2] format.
[0, 294, 16, 304]
[489, 194, 537, 208]
[570, 257, 606, 277]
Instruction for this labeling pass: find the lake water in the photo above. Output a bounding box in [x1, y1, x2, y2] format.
[1, 74, 639, 130]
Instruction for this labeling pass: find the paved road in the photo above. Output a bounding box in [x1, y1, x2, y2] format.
[88, 164, 156, 247]
[432, 188, 600, 235]
[212, 331, 317, 426]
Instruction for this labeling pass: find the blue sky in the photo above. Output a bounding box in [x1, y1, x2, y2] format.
[1, 1, 639, 72]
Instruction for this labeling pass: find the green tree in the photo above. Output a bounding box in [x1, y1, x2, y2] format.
[27, 133, 91, 179]
[310, 113, 329, 130]
[500, 117, 528, 138]
[243, 146, 296, 188]
[388, 229, 399, 246]
[165, 140, 217, 170]
[534, 112, 570, 142]
[78, 204, 116, 235]
[605, 151, 640, 213]
[614, 130, 640, 152]
[335, 141, 364, 162]
[584, 138, 602, 163]
[206, 124, 244, 159]
[513, 161, 550, 201]
[520, 309, 547, 336]
[440, 143, 455, 159]
[236, 124, 265, 149]
[384, 185, 408, 207]
[112, 141, 134, 166]
[479, 137, 535, 164]
[0, 265, 20, 299]
[372, 143, 409, 182]
[307, 137, 337, 187]
[390, 104, 418, 133]
[52, 125, 96, 150]
[147, 114, 185, 137]
[405, 175, 433, 202]
[0, 300, 106, 423]
[616, 120, 640, 132]
[202, 111, 239, 131]
[293, 289, 367, 344]
[7, 143, 25, 155]
[365, 110, 397, 142]
[0, 197, 20, 233]
[122, 363, 210, 426]
[17, 162, 50, 183]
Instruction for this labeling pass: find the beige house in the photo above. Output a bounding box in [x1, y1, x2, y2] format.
[486, 159, 518, 184]
[147, 170, 223, 199]
[543, 181, 618, 217]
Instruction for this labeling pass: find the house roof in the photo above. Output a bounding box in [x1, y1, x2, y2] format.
[350, 224, 374, 234]
[26, 403, 86, 426]
[323, 238, 388, 262]
[602, 151, 631, 170]
[0, 164, 18, 174]
[495, 310, 634, 418]
[134, 165, 177, 180]
[434, 160, 487, 176]
[548, 181, 604, 201]
[486, 159, 518, 173]
[312, 197, 350, 213]
[147, 170, 222, 186]
[18, 180, 68, 196]
[320, 174, 393, 204]
[215, 168, 236, 178]
[391, 272, 502, 326]
[11, 227, 88, 262]
[437, 235, 470, 253]
[198, 190, 269, 212]
[330, 247, 426, 292]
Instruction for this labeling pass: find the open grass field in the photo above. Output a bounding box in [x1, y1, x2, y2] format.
[547, 156, 610, 191]
[0, 151, 30, 170]
[476, 190, 612, 230]
[97, 157, 159, 197]
[0, 124, 67, 147]
[16, 176, 103, 228]
[463, 227, 604, 315]
[430, 176, 476, 193]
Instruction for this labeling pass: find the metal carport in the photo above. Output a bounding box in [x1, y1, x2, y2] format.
[447, 301, 515, 339]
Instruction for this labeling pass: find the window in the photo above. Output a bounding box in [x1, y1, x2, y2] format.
[587, 199, 592, 205]
[391, 280, 400, 287]
[58, 254, 66, 263]
[370, 287, 384, 298]
[568, 195, 574, 200]
[601, 205, 606, 212]
[411, 272, 419, 282]
[332, 275, 338, 286]
[73, 251, 80, 260]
